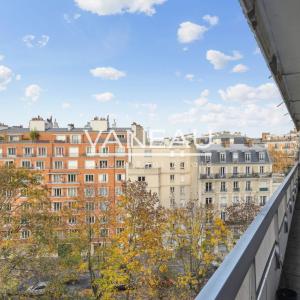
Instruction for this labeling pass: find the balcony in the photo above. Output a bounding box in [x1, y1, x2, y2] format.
[196, 163, 299, 300]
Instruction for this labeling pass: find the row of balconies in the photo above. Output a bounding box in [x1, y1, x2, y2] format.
[204, 187, 269, 193]
[200, 172, 272, 179]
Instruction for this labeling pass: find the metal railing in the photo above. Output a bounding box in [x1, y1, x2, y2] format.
[196, 162, 299, 300]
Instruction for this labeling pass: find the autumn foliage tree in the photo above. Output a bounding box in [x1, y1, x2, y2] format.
[269, 149, 294, 174]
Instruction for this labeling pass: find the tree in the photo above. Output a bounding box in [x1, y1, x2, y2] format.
[269, 149, 294, 174]
[29, 129, 40, 142]
[165, 201, 229, 299]
[0, 166, 63, 298]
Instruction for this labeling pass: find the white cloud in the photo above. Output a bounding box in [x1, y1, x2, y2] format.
[64, 13, 81, 23]
[90, 67, 126, 80]
[177, 21, 208, 44]
[232, 64, 249, 73]
[203, 14, 219, 26]
[22, 35, 50, 48]
[185, 74, 195, 81]
[25, 84, 42, 102]
[62, 102, 71, 109]
[93, 92, 115, 102]
[168, 82, 290, 135]
[194, 89, 209, 106]
[219, 83, 281, 103]
[206, 50, 243, 70]
[0, 65, 13, 91]
[74, 0, 166, 16]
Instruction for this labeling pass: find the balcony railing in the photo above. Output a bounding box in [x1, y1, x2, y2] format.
[196, 162, 299, 300]
[200, 173, 272, 180]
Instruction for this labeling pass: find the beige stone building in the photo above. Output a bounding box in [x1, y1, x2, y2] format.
[197, 144, 274, 218]
[127, 141, 198, 208]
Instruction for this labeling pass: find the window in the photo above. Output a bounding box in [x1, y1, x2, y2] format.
[170, 174, 175, 182]
[101, 147, 109, 154]
[85, 174, 94, 183]
[233, 152, 239, 162]
[100, 228, 109, 237]
[170, 186, 175, 193]
[24, 147, 33, 157]
[233, 196, 239, 204]
[99, 160, 108, 169]
[37, 147, 46, 157]
[56, 135, 66, 142]
[116, 147, 125, 153]
[116, 160, 125, 168]
[20, 230, 30, 239]
[115, 187, 123, 195]
[205, 182, 212, 192]
[68, 160, 78, 169]
[52, 202, 62, 211]
[246, 181, 251, 191]
[53, 161, 63, 169]
[260, 196, 267, 206]
[180, 186, 185, 195]
[21, 160, 31, 169]
[233, 181, 239, 191]
[36, 161, 44, 170]
[99, 187, 109, 197]
[116, 173, 125, 181]
[53, 174, 62, 183]
[180, 162, 185, 169]
[220, 167, 225, 177]
[100, 216, 108, 224]
[259, 166, 264, 174]
[100, 202, 108, 211]
[5, 161, 14, 167]
[245, 166, 251, 175]
[85, 187, 95, 197]
[145, 163, 152, 169]
[68, 217, 77, 225]
[138, 176, 145, 182]
[68, 201, 77, 210]
[220, 182, 226, 192]
[205, 153, 211, 163]
[86, 216, 95, 224]
[68, 188, 77, 197]
[86, 146, 96, 156]
[170, 162, 175, 170]
[233, 166, 238, 176]
[0, 148, 2, 157]
[221, 211, 226, 221]
[85, 160, 95, 169]
[7, 148, 16, 156]
[206, 167, 211, 176]
[259, 152, 265, 161]
[205, 198, 212, 205]
[55, 147, 64, 157]
[99, 173, 108, 183]
[68, 174, 77, 183]
[71, 135, 81, 144]
[245, 153, 251, 162]
[86, 202, 95, 211]
[246, 196, 252, 204]
[53, 188, 62, 197]
[69, 147, 79, 157]
[220, 152, 226, 162]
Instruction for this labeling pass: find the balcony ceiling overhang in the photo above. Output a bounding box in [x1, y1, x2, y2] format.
[240, 0, 300, 130]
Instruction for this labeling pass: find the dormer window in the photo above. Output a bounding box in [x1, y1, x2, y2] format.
[259, 152, 265, 161]
[245, 152, 251, 162]
[205, 153, 211, 163]
[233, 152, 238, 162]
[220, 152, 226, 162]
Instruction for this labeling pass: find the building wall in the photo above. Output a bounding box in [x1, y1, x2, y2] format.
[127, 145, 198, 208]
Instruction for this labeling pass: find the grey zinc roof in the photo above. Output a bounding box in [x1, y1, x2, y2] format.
[197, 144, 271, 164]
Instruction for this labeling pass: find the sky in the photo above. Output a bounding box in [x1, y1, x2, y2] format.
[0, 0, 294, 137]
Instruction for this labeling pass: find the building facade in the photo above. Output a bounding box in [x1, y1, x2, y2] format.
[0, 116, 141, 240]
[127, 141, 198, 208]
[197, 144, 273, 214]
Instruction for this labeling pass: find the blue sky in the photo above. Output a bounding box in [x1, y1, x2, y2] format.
[0, 0, 293, 137]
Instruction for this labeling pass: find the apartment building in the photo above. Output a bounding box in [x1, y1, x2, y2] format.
[0, 116, 141, 239]
[197, 144, 273, 214]
[127, 139, 198, 208]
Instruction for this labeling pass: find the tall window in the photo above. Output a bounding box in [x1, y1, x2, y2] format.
[205, 182, 212, 192]
[37, 147, 46, 157]
[55, 147, 64, 157]
[245, 153, 251, 162]
[220, 167, 225, 177]
[99, 160, 108, 169]
[220, 182, 226, 192]
[260, 166, 264, 174]
[220, 152, 226, 162]
[246, 181, 251, 191]
[116, 160, 125, 168]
